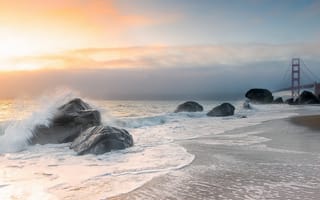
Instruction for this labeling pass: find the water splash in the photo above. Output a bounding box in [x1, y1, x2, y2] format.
[0, 89, 78, 153]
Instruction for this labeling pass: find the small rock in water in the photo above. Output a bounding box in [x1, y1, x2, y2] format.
[285, 98, 295, 105]
[70, 126, 134, 155]
[273, 97, 284, 104]
[207, 103, 235, 117]
[174, 101, 203, 113]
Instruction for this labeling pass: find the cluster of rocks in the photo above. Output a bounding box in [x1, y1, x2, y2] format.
[175, 101, 235, 117]
[30, 98, 239, 156]
[174, 87, 320, 120]
[30, 87, 317, 156]
[285, 91, 320, 105]
[31, 98, 133, 155]
[245, 88, 320, 105]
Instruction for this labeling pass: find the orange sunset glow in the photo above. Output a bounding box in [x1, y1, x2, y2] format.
[0, 0, 156, 71]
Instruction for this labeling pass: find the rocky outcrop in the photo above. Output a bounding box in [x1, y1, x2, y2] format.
[174, 101, 203, 113]
[295, 91, 320, 104]
[207, 103, 235, 117]
[31, 98, 101, 144]
[30, 98, 134, 155]
[70, 126, 134, 155]
[245, 88, 273, 104]
[273, 97, 284, 104]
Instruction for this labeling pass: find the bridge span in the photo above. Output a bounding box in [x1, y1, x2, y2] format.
[275, 58, 320, 98]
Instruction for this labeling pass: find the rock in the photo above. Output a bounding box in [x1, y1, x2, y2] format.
[30, 98, 101, 145]
[28, 98, 134, 155]
[295, 91, 320, 104]
[273, 97, 284, 104]
[70, 126, 134, 155]
[207, 103, 235, 117]
[245, 88, 273, 103]
[58, 98, 91, 113]
[174, 101, 203, 113]
[285, 98, 295, 105]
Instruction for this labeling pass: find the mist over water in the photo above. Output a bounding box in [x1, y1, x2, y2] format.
[1, 60, 314, 100]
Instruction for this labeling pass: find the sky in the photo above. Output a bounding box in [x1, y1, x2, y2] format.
[0, 0, 320, 99]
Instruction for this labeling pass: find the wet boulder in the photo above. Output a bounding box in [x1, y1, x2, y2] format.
[295, 91, 320, 104]
[30, 98, 101, 145]
[207, 103, 235, 117]
[70, 126, 134, 155]
[58, 98, 91, 113]
[174, 101, 203, 113]
[245, 88, 273, 104]
[273, 97, 284, 104]
[285, 98, 295, 105]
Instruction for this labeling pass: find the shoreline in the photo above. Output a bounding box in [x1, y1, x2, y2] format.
[290, 115, 320, 130]
[110, 114, 320, 199]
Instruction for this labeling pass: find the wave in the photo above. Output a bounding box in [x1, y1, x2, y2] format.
[0, 90, 78, 153]
[106, 111, 208, 129]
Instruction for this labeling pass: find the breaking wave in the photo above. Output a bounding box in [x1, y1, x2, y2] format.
[0, 90, 78, 153]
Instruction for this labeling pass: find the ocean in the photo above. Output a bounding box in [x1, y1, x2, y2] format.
[0, 94, 320, 199]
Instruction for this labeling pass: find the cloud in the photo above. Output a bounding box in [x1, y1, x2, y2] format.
[0, 0, 153, 29]
[0, 0, 180, 57]
[1, 53, 320, 100]
[5, 43, 320, 71]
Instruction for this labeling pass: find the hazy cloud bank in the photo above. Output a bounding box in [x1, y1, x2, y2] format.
[1, 60, 319, 100]
[1, 43, 320, 100]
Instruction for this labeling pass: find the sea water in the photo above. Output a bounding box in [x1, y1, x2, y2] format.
[0, 94, 310, 199]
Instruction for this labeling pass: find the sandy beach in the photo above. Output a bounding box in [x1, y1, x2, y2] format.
[110, 115, 320, 200]
[291, 115, 320, 130]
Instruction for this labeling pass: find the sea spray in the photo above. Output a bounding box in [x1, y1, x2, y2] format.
[0, 90, 79, 153]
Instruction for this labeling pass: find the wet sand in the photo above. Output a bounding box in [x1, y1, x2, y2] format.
[110, 116, 320, 200]
[291, 115, 320, 130]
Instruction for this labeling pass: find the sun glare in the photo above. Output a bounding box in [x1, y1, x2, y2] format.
[0, 27, 43, 58]
[0, 1, 115, 72]
[0, 29, 45, 71]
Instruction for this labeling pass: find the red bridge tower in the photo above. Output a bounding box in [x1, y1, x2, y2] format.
[291, 58, 301, 98]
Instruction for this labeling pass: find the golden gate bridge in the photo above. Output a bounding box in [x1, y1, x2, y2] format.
[275, 58, 320, 99]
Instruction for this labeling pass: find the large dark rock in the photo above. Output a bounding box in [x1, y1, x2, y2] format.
[207, 103, 235, 117]
[29, 98, 134, 155]
[273, 97, 284, 104]
[174, 101, 203, 113]
[30, 98, 101, 144]
[295, 91, 320, 104]
[70, 126, 134, 155]
[245, 88, 274, 104]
